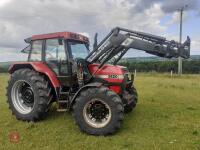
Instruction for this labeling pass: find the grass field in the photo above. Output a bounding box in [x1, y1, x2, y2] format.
[0, 73, 200, 150]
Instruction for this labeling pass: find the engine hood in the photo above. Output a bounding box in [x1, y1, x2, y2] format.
[88, 63, 128, 83]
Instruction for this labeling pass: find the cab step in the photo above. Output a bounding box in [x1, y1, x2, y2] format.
[57, 100, 69, 112]
[57, 108, 68, 112]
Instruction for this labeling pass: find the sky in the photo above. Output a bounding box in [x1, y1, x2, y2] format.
[0, 0, 200, 62]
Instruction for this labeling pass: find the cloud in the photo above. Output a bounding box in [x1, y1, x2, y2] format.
[0, 0, 199, 62]
[160, 0, 199, 13]
[0, 0, 166, 49]
[0, 47, 28, 62]
[0, 0, 11, 7]
[129, 0, 199, 13]
[166, 11, 188, 26]
[191, 39, 200, 54]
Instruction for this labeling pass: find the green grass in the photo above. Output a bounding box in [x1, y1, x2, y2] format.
[0, 73, 200, 150]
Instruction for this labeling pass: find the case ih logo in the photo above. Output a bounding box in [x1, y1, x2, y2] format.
[9, 132, 20, 143]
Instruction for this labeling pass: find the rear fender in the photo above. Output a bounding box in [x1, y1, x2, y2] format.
[9, 62, 60, 88]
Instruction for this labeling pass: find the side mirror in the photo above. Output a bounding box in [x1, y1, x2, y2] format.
[93, 33, 98, 50]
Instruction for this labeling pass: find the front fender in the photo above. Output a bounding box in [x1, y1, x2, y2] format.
[70, 82, 102, 108]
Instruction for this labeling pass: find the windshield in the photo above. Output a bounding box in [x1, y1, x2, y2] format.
[68, 41, 89, 59]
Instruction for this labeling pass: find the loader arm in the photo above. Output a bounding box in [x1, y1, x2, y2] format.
[86, 27, 190, 67]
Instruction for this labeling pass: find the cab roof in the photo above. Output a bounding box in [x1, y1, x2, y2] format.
[25, 31, 89, 43]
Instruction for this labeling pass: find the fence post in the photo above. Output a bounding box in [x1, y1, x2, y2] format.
[134, 69, 137, 78]
[171, 70, 173, 78]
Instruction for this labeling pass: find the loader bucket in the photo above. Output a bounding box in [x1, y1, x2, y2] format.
[179, 36, 190, 59]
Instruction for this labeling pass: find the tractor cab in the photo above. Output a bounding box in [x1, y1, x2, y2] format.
[22, 32, 90, 87]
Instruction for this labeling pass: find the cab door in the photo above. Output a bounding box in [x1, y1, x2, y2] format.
[44, 38, 71, 86]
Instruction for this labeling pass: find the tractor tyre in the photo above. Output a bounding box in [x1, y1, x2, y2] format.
[124, 85, 138, 113]
[73, 87, 124, 135]
[7, 69, 52, 121]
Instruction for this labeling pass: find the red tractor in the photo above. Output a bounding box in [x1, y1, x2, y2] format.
[7, 27, 190, 135]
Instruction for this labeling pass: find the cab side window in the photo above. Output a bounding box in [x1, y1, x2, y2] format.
[29, 40, 43, 61]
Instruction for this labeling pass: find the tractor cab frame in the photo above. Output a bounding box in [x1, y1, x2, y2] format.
[23, 32, 89, 87]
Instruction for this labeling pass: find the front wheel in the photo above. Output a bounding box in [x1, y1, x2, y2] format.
[73, 87, 124, 135]
[124, 86, 138, 113]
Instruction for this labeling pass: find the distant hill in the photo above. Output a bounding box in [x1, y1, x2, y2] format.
[0, 62, 12, 73]
[121, 55, 200, 62]
[0, 55, 200, 73]
[0, 61, 26, 73]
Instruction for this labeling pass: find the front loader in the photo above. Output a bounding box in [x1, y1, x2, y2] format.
[7, 27, 190, 135]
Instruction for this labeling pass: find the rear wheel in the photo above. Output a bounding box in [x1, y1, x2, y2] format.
[7, 69, 52, 121]
[73, 87, 124, 135]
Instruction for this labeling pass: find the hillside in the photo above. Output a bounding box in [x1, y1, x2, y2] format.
[0, 55, 200, 73]
[121, 55, 200, 62]
[0, 62, 12, 73]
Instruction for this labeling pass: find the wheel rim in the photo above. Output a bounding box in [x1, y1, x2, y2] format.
[11, 80, 34, 114]
[83, 98, 112, 128]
